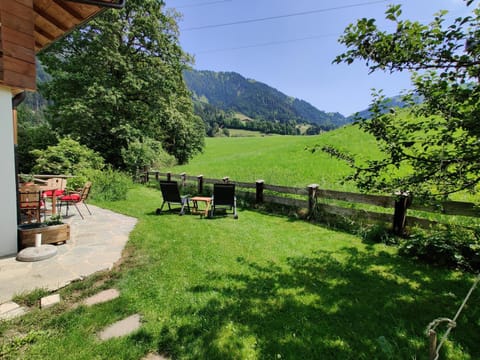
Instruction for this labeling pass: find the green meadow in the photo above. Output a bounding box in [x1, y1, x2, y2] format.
[171, 125, 380, 191]
[172, 125, 479, 205]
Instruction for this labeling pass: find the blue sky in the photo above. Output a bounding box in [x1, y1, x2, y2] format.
[166, 0, 472, 116]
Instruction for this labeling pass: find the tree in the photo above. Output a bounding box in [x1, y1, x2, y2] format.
[38, 0, 204, 169]
[331, 1, 480, 198]
[121, 137, 176, 174]
[17, 122, 57, 174]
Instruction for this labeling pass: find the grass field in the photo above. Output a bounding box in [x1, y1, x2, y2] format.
[1, 186, 478, 359]
[171, 125, 380, 192]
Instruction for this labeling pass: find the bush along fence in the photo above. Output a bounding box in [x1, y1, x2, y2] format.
[142, 171, 480, 235]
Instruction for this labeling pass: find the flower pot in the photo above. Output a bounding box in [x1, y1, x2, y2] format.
[18, 223, 70, 248]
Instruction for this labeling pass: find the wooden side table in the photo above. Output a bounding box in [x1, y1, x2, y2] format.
[190, 196, 212, 218]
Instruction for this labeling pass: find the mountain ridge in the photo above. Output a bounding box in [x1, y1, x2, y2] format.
[183, 69, 349, 131]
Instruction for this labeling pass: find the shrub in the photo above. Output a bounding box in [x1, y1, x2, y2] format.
[359, 223, 397, 245]
[81, 167, 132, 201]
[399, 225, 480, 271]
[31, 137, 104, 175]
[121, 137, 176, 175]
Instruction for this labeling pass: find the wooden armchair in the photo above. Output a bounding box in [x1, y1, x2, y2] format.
[19, 185, 45, 223]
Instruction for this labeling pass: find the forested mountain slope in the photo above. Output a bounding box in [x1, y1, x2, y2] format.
[184, 69, 348, 131]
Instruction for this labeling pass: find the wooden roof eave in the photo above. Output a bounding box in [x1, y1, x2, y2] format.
[35, 7, 108, 54]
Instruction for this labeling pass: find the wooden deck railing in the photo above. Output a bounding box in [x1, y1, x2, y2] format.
[142, 171, 480, 235]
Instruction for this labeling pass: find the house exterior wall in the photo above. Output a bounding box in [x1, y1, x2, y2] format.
[0, 86, 18, 256]
[0, 0, 36, 91]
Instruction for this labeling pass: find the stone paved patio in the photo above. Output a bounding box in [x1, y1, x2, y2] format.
[0, 205, 137, 304]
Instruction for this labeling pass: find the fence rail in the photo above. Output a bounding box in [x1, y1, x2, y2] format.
[142, 171, 479, 234]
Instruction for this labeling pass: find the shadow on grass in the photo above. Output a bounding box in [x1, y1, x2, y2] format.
[157, 248, 479, 360]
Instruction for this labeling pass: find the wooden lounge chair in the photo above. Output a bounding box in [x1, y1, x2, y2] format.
[156, 180, 190, 215]
[211, 183, 238, 219]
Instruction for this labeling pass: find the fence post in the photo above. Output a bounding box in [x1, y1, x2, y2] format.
[308, 184, 319, 217]
[393, 191, 411, 236]
[166, 172, 171, 182]
[428, 329, 437, 360]
[180, 172, 186, 187]
[223, 176, 229, 183]
[256, 180, 264, 203]
[143, 166, 149, 183]
[197, 174, 204, 194]
[155, 171, 159, 181]
[135, 167, 140, 183]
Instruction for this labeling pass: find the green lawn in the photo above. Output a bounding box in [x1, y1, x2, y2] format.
[1, 186, 478, 359]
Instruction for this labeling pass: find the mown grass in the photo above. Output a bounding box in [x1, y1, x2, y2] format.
[1, 186, 479, 359]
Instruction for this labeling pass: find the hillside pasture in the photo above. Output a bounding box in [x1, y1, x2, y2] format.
[170, 125, 480, 230]
[172, 125, 380, 192]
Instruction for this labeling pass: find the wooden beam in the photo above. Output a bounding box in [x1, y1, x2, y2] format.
[53, 0, 84, 20]
[0, 1, 36, 90]
[34, 4, 70, 32]
[34, 25, 56, 41]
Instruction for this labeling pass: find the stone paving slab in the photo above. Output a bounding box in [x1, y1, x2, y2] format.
[98, 314, 141, 341]
[0, 301, 27, 320]
[83, 289, 120, 306]
[40, 294, 61, 309]
[0, 205, 137, 304]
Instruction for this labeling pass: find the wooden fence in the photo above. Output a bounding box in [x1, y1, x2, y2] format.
[142, 171, 480, 235]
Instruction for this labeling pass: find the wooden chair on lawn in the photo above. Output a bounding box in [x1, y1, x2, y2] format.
[58, 181, 92, 219]
[156, 180, 190, 215]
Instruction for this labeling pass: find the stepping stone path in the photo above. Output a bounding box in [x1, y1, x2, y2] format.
[1, 288, 167, 358]
[83, 288, 120, 306]
[82, 289, 142, 342]
[98, 313, 142, 341]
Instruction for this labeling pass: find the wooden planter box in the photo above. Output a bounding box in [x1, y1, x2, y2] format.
[18, 223, 70, 248]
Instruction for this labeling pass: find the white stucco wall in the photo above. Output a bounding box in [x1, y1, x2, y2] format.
[0, 87, 18, 256]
